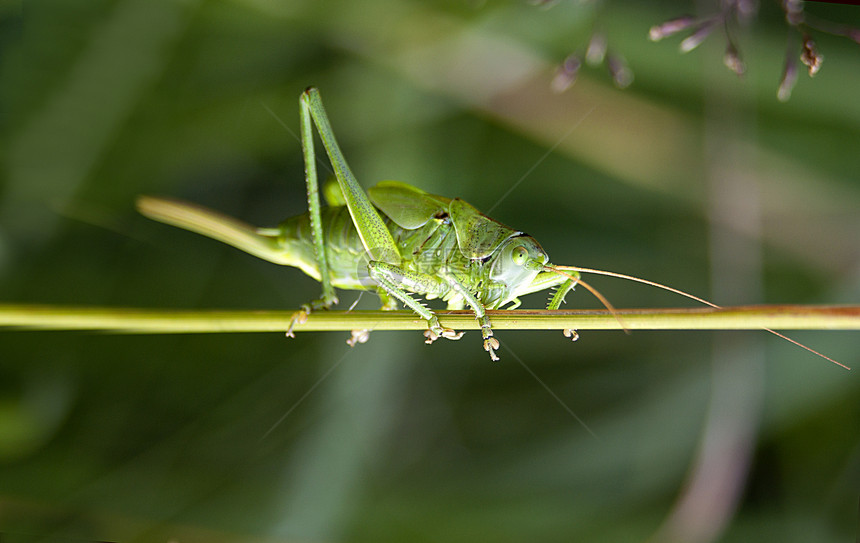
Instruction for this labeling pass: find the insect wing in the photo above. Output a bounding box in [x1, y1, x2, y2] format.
[368, 181, 451, 229]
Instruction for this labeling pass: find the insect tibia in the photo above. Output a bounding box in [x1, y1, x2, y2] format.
[547, 279, 576, 310]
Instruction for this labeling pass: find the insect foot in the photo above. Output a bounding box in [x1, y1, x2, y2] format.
[483, 337, 501, 362]
[287, 295, 339, 338]
[423, 324, 465, 344]
[347, 329, 371, 347]
[285, 305, 311, 338]
[563, 329, 580, 341]
[478, 320, 500, 361]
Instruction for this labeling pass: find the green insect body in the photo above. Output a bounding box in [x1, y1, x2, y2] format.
[137, 87, 578, 361]
[137, 88, 847, 368]
[264, 181, 558, 308]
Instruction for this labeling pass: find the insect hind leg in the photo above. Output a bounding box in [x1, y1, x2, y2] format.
[344, 288, 399, 347]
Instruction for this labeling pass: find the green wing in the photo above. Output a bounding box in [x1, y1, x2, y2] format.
[368, 181, 451, 230]
[449, 198, 521, 260]
[368, 181, 521, 261]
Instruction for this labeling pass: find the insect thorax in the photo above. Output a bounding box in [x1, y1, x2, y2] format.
[278, 206, 514, 307]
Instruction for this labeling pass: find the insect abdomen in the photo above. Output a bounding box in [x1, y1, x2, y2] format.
[274, 206, 368, 289]
[275, 206, 464, 294]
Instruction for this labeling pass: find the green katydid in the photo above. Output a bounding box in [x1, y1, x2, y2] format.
[136, 87, 845, 366]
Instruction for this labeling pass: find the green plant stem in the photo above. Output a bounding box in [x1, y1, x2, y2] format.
[0, 304, 858, 333]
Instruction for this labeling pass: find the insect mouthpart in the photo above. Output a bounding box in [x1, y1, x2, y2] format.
[524, 256, 548, 271]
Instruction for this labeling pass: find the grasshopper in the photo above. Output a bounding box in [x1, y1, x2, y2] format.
[137, 87, 844, 366]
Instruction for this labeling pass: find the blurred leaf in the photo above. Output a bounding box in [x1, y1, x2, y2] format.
[0, 0, 858, 541]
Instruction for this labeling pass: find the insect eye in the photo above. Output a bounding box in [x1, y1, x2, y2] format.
[511, 245, 528, 266]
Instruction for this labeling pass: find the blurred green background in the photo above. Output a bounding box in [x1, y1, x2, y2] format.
[1, 0, 858, 541]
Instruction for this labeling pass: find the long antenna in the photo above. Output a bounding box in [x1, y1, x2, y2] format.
[551, 265, 849, 370]
[546, 267, 630, 334]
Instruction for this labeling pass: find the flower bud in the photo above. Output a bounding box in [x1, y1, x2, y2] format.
[551, 54, 581, 93]
[649, 16, 696, 42]
[723, 43, 746, 75]
[783, 0, 804, 26]
[679, 20, 717, 53]
[586, 33, 608, 66]
[777, 55, 798, 102]
[608, 54, 634, 89]
[800, 34, 823, 76]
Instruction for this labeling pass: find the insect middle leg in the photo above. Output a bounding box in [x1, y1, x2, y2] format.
[368, 261, 505, 361]
[438, 269, 499, 361]
[366, 261, 465, 344]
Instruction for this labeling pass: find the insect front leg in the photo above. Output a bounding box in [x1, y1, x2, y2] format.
[366, 261, 465, 344]
[504, 298, 522, 310]
[547, 277, 579, 342]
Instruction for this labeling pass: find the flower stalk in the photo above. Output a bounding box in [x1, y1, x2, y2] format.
[1, 304, 858, 334]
